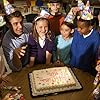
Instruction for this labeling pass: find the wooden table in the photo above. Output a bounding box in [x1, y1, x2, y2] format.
[4, 65, 96, 100]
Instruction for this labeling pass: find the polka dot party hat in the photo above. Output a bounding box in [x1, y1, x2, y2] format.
[77, 0, 85, 10]
[80, 0, 93, 20]
[3, 0, 15, 15]
[64, 8, 75, 24]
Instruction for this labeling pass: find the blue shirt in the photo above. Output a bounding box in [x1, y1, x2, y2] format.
[2, 23, 32, 71]
[53, 35, 73, 65]
[70, 29, 100, 75]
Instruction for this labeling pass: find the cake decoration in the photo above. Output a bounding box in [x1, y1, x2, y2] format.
[33, 67, 76, 91]
[29, 66, 82, 96]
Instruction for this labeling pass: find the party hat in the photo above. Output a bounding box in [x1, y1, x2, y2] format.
[0, 16, 6, 27]
[3, 0, 15, 15]
[80, 0, 93, 20]
[64, 9, 75, 24]
[40, 9, 50, 17]
[77, 0, 85, 10]
[34, 16, 46, 22]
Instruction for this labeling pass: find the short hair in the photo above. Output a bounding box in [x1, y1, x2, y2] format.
[60, 21, 74, 37]
[77, 17, 94, 26]
[49, 0, 61, 3]
[61, 21, 75, 29]
[4, 10, 24, 24]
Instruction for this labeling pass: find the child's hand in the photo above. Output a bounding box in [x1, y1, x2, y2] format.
[96, 63, 100, 80]
[26, 58, 35, 68]
[95, 66, 100, 81]
[98, 13, 100, 21]
[26, 64, 33, 68]
[40, 9, 50, 18]
[96, 64, 100, 72]
[94, 63, 100, 85]
[26, 61, 34, 68]
[44, 14, 50, 18]
[53, 60, 64, 67]
[71, 7, 80, 15]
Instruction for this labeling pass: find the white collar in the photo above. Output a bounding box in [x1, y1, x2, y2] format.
[83, 29, 93, 38]
[39, 37, 45, 48]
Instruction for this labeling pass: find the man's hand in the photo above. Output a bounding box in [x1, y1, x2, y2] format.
[14, 45, 27, 59]
[12, 44, 28, 70]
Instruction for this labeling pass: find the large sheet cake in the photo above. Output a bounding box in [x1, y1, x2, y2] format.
[29, 66, 82, 96]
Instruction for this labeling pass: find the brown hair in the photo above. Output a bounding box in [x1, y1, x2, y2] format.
[61, 21, 75, 29]
[4, 10, 24, 25]
[77, 17, 94, 27]
[32, 17, 52, 42]
[49, 0, 61, 3]
[61, 21, 74, 37]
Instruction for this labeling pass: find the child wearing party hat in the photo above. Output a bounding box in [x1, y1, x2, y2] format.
[70, 0, 100, 76]
[53, 7, 79, 66]
[40, 0, 65, 36]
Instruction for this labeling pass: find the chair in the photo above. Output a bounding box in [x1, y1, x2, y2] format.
[25, 14, 38, 22]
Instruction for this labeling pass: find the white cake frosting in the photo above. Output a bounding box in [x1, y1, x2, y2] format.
[32, 67, 76, 91]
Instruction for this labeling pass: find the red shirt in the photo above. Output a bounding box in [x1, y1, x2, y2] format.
[48, 14, 64, 36]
